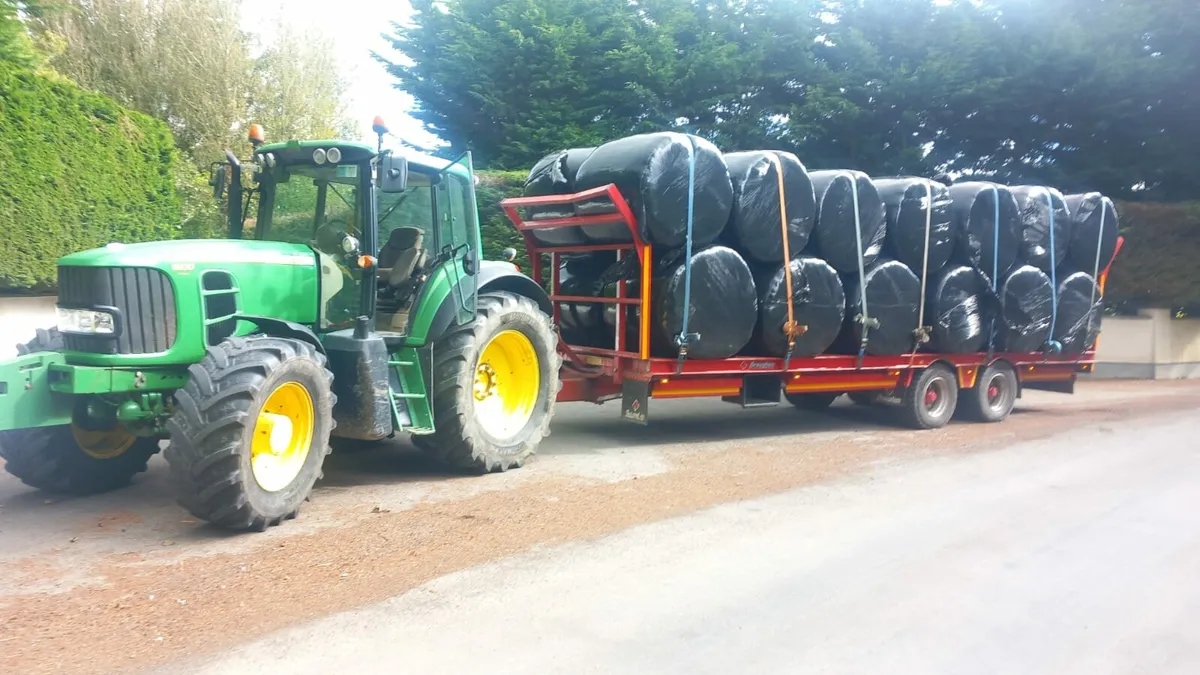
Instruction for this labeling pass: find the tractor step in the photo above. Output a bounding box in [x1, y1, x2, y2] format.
[387, 349, 434, 434]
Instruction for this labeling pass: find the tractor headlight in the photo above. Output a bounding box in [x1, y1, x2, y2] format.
[57, 307, 116, 335]
[313, 148, 327, 165]
[326, 147, 342, 163]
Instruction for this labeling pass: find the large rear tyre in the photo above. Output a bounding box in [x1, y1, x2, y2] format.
[165, 337, 335, 531]
[0, 328, 159, 494]
[900, 364, 958, 430]
[958, 362, 1017, 423]
[417, 291, 560, 473]
[784, 392, 840, 411]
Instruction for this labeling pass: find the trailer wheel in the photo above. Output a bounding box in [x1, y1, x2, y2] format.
[784, 392, 840, 411]
[417, 291, 560, 473]
[165, 337, 335, 531]
[848, 391, 884, 406]
[900, 364, 957, 430]
[0, 328, 159, 494]
[958, 362, 1017, 423]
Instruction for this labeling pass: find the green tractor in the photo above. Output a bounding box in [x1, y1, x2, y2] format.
[0, 120, 560, 530]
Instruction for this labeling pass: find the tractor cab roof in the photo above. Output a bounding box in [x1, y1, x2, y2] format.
[255, 139, 469, 180]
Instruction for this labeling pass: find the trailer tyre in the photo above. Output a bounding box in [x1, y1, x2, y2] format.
[900, 364, 958, 430]
[166, 337, 335, 531]
[784, 392, 840, 411]
[417, 291, 560, 473]
[958, 362, 1017, 423]
[0, 328, 159, 494]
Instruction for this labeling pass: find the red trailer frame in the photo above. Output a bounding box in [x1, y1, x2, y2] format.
[502, 186, 1121, 426]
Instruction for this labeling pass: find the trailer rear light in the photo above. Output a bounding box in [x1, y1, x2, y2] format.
[57, 307, 116, 335]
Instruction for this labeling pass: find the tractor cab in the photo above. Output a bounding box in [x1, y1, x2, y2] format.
[215, 122, 480, 338]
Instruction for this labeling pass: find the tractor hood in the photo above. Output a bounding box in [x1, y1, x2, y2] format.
[58, 239, 317, 270]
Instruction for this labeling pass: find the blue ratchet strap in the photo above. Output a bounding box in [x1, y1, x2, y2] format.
[1044, 190, 1063, 355]
[849, 172, 876, 369]
[674, 135, 700, 375]
[1083, 198, 1108, 353]
[986, 185, 1000, 360]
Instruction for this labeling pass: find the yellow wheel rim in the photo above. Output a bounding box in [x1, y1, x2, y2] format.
[474, 329, 540, 440]
[250, 381, 315, 492]
[71, 423, 137, 460]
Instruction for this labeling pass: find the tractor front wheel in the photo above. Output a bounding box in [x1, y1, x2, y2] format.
[417, 291, 560, 473]
[0, 328, 159, 494]
[165, 337, 335, 531]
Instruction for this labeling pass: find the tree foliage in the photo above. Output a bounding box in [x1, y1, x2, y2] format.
[383, 0, 1199, 202]
[0, 64, 181, 292]
[32, 0, 353, 166]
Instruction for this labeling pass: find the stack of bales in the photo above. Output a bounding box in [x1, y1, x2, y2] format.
[520, 133, 1118, 359]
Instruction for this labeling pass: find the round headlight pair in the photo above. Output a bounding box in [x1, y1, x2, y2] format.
[312, 147, 343, 165]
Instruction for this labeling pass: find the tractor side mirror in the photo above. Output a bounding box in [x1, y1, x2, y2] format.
[379, 153, 408, 193]
[210, 163, 227, 200]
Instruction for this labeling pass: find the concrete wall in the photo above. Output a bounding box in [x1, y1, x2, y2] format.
[0, 296, 57, 358]
[1093, 309, 1200, 379]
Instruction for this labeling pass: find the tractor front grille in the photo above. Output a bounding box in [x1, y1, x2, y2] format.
[58, 266, 178, 355]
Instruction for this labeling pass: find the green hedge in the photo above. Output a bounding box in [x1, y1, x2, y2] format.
[1106, 201, 1200, 313]
[476, 169, 531, 271]
[0, 65, 181, 293]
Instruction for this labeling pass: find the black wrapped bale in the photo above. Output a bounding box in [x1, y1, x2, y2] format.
[925, 265, 987, 354]
[1063, 193, 1119, 273]
[651, 245, 758, 359]
[1010, 185, 1071, 272]
[838, 259, 921, 356]
[875, 177, 954, 277]
[1053, 271, 1103, 354]
[522, 148, 596, 246]
[751, 255, 845, 357]
[573, 132, 733, 247]
[807, 170, 887, 273]
[557, 252, 618, 348]
[947, 181, 1021, 282]
[996, 265, 1053, 353]
[724, 151, 816, 264]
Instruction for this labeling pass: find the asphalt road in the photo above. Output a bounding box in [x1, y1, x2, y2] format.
[182, 399, 1200, 675]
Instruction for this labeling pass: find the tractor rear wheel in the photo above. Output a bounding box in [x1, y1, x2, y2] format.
[165, 337, 335, 531]
[0, 328, 159, 494]
[417, 291, 560, 473]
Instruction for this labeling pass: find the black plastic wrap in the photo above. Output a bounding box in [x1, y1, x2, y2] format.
[837, 259, 921, 356]
[1053, 271, 1103, 354]
[522, 147, 595, 246]
[1063, 193, 1119, 273]
[573, 132, 733, 247]
[723, 151, 816, 264]
[996, 265, 1053, 353]
[749, 255, 845, 357]
[651, 245, 758, 359]
[556, 252, 618, 347]
[924, 265, 987, 354]
[947, 181, 1021, 283]
[1010, 185, 1071, 272]
[875, 177, 954, 277]
[806, 170, 887, 273]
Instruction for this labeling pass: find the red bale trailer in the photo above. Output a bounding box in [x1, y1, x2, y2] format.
[502, 185, 1122, 430]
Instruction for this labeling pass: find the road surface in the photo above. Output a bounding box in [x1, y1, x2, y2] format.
[178, 394, 1200, 675]
[2, 380, 1199, 674]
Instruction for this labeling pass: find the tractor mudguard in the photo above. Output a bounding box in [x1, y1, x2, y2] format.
[237, 315, 326, 354]
[426, 264, 552, 343]
[0, 351, 73, 431]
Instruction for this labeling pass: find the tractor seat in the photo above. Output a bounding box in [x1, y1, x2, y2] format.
[378, 227, 426, 287]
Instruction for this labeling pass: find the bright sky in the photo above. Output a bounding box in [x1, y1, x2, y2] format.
[239, 0, 442, 149]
